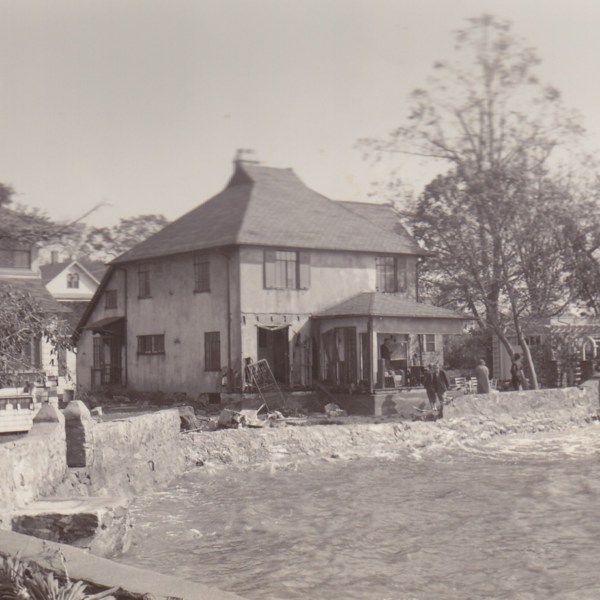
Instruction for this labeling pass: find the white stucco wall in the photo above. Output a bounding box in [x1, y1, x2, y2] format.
[77, 252, 240, 397]
[77, 246, 428, 395]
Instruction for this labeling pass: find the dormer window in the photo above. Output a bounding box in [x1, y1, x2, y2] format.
[67, 272, 80, 289]
[0, 246, 31, 269]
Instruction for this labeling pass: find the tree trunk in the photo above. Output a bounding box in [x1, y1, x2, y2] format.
[514, 324, 539, 390]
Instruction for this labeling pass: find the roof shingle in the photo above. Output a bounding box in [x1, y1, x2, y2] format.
[0, 278, 71, 314]
[314, 292, 470, 320]
[112, 162, 427, 264]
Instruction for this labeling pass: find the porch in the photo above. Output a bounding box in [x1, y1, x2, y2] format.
[312, 292, 469, 394]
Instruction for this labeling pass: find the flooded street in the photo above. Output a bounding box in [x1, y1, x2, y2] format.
[121, 425, 600, 599]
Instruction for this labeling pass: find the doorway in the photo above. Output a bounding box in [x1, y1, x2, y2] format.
[257, 326, 290, 384]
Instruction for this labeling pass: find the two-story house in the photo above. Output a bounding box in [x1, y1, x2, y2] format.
[75, 156, 467, 397]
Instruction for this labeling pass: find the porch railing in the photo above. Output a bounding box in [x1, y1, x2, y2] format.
[91, 366, 122, 388]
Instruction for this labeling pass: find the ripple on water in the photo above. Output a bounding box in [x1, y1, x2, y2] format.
[122, 425, 600, 600]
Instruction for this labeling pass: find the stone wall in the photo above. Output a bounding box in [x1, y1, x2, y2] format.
[1, 406, 188, 515]
[58, 408, 188, 497]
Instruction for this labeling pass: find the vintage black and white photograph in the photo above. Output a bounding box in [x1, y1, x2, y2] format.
[1, 1, 600, 598]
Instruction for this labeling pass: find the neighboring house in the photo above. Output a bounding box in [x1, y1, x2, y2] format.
[493, 315, 600, 386]
[40, 258, 102, 301]
[75, 156, 467, 396]
[39, 258, 105, 385]
[0, 224, 71, 388]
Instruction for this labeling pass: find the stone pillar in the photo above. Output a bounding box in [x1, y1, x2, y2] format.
[32, 403, 64, 425]
[64, 400, 94, 468]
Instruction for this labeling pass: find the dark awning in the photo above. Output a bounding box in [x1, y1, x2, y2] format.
[83, 316, 125, 335]
[256, 324, 290, 331]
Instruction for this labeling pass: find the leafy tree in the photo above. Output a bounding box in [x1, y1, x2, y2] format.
[0, 278, 72, 387]
[79, 214, 169, 261]
[560, 190, 600, 316]
[361, 15, 587, 388]
[0, 198, 76, 384]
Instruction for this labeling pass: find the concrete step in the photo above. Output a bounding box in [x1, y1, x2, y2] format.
[10, 496, 131, 557]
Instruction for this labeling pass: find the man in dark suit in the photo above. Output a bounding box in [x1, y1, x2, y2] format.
[424, 363, 449, 416]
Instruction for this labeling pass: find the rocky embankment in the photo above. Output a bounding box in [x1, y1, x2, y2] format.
[183, 379, 600, 468]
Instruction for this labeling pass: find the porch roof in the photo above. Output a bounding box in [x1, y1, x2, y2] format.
[548, 324, 600, 337]
[83, 316, 125, 334]
[313, 292, 470, 320]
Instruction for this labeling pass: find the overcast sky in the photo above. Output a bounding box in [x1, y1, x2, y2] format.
[1, 0, 599, 227]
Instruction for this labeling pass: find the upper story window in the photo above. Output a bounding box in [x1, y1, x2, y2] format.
[105, 289, 118, 309]
[194, 254, 210, 293]
[137, 334, 165, 355]
[376, 256, 407, 293]
[67, 272, 80, 288]
[138, 263, 152, 298]
[264, 250, 310, 290]
[0, 246, 31, 269]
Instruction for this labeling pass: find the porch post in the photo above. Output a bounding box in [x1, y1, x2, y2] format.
[368, 316, 374, 394]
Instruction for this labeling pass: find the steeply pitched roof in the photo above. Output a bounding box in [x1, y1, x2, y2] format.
[40, 260, 102, 285]
[314, 292, 469, 320]
[39, 261, 71, 283]
[0, 278, 71, 313]
[112, 162, 427, 264]
[335, 201, 426, 255]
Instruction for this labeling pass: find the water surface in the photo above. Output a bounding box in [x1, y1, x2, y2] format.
[122, 426, 600, 599]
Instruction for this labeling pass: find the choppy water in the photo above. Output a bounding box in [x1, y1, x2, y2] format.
[121, 425, 600, 599]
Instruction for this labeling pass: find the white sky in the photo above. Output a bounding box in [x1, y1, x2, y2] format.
[1, 0, 599, 227]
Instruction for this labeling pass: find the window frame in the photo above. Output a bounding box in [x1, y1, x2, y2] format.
[204, 331, 221, 371]
[376, 255, 408, 293]
[138, 263, 152, 298]
[66, 272, 80, 289]
[263, 249, 310, 290]
[0, 246, 31, 269]
[104, 289, 118, 309]
[420, 334, 436, 352]
[193, 254, 211, 293]
[137, 334, 165, 355]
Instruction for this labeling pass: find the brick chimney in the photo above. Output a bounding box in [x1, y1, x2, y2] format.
[233, 148, 260, 166]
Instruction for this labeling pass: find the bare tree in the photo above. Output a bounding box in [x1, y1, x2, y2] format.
[361, 15, 588, 388]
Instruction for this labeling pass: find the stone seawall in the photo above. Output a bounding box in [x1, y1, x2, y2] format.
[57, 408, 188, 497]
[0, 408, 67, 517]
[184, 379, 600, 468]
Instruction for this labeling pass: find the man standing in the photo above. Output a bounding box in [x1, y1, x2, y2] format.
[475, 358, 490, 394]
[430, 363, 450, 417]
[511, 353, 526, 390]
[423, 365, 437, 411]
[380, 337, 391, 366]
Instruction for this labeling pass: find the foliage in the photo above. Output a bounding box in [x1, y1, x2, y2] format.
[78, 214, 169, 261]
[443, 329, 492, 372]
[0, 283, 72, 387]
[360, 14, 590, 389]
[560, 191, 600, 316]
[0, 552, 119, 599]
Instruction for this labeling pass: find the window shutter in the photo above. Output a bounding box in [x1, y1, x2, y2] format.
[264, 250, 276, 288]
[298, 251, 310, 289]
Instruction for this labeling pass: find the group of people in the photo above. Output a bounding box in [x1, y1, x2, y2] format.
[423, 354, 527, 416]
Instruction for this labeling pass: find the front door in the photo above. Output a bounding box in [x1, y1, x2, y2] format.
[257, 327, 290, 384]
[92, 335, 123, 387]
